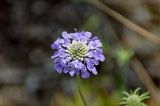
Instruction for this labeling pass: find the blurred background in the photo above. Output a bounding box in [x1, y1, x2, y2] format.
[0, 0, 160, 106]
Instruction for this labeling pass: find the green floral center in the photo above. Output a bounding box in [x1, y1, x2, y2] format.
[67, 41, 87, 60]
[127, 95, 140, 106]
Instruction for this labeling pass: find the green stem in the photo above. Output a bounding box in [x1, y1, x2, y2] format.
[76, 75, 87, 106]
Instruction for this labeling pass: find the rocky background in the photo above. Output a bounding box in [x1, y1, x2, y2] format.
[0, 0, 160, 106]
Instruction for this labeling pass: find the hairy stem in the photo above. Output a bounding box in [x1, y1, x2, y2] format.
[76, 76, 87, 106]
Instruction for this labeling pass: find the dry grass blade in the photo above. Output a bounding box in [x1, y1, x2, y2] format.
[130, 58, 160, 105]
[88, 0, 160, 44]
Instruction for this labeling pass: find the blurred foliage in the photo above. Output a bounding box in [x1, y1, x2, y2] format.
[0, 0, 160, 105]
[114, 47, 134, 66]
[83, 15, 101, 31]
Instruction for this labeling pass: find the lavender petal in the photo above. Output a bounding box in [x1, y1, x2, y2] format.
[55, 63, 63, 73]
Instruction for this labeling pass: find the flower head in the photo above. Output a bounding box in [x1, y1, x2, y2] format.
[120, 88, 150, 106]
[51, 31, 105, 78]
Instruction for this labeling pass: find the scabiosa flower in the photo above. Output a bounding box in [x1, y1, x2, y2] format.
[120, 88, 150, 106]
[51, 31, 105, 78]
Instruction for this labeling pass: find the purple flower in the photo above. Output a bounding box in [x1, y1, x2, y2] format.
[51, 31, 105, 78]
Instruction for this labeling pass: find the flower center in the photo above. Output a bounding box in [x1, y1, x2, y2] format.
[127, 95, 140, 106]
[67, 41, 87, 60]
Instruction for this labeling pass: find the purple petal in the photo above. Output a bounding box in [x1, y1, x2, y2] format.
[51, 49, 67, 59]
[55, 63, 63, 73]
[68, 63, 75, 76]
[81, 70, 90, 79]
[53, 58, 61, 63]
[63, 66, 69, 73]
[70, 33, 78, 40]
[91, 67, 97, 75]
[72, 60, 84, 70]
[56, 48, 68, 58]
[83, 31, 92, 38]
[51, 38, 64, 49]
[56, 38, 64, 43]
[78, 32, 91, 43]
[86, 59, 92, 71]
[91, 36, 98, 41]
[58, 48, 65, 52]
[86, 59, 97, 75]
[51, 51, 59, 59]
[93, 50, 105, 61]
[51, 43, 59, 49]
[65, 57, 72, 62]
[85, 51, 94, 58]
[99, 54, 105, 61]
[62, 39, 70, 47]
[75, 69, 80, 75]
[77, 33, 83, 40]
[91, 59, 99, 65]
[60, 58, 67, 65]
[57, 57, 70, 69]
[69, 69, 75, 76]
[62, 31, 69, 39]
[95, 54, 105, 61]
[58, 52, 68, 58]
[88, 40, 102, 49]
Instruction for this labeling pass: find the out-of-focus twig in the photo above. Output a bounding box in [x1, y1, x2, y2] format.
[130, 58, 160, 104]
[87, 0, 160, 104]
[87, 0, 160, 44]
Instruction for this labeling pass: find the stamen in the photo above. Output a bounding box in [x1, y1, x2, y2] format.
[67, 41, 87, 60]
